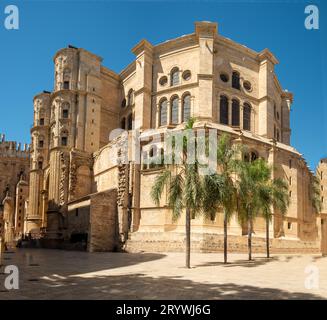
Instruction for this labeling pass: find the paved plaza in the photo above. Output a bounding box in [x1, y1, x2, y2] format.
[0, 248, 326, 299]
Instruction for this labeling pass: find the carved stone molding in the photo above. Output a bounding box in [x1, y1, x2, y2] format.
[69, 149, 93, 201]
[59, 152, 69, 206]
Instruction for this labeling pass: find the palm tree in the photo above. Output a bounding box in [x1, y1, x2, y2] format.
[237, 158, 290, 260]
[236, 158, 266, 260]
[151, 118, 202, 268]
[202, 134, 241, 264]
[257, 173, 289, 258]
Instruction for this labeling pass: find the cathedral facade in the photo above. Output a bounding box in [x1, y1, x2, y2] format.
[25, 21, 325, 253]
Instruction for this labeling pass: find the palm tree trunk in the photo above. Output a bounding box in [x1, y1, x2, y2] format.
[248, 218, 252, 261]
[266, 218, 270, 258]
[224, 210, 228, 264]
[185, 208, 191, 268]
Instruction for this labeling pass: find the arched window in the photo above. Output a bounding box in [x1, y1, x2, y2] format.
[276, 129, 280, 142]
[149, 145, 157, 158]
[63, 68, 71, 90]
[232, 71, 240, 90]
[219, 95, 229, 125]
[171, 96, 179, 124]
[244, 151, 258, 163]
[61, 130, 68, 146]
[149, 145, 157, 168]
[251, 151, 258, 162]
[62, 102, 70, 119]
[159, 99, 168, 126]
[170, 67, 179, 86]
[182, 94, 191, 122]
[127, 114, 133, 130]
[243, 103, 251, 131]
[38, 157, 43, 170]
[121, 118, 126, 130]
[232, 99, 240, 126]
[38, 136, 44, 148]
[127, 89, 134, 106]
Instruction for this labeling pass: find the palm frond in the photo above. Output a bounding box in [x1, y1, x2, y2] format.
[168, 172, 184, 221]
[150, 169, 171, 206]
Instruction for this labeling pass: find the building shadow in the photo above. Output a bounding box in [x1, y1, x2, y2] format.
[0, 248, 166, 274]
[0, 272, 324, 300]
[0, 249, 324, 300]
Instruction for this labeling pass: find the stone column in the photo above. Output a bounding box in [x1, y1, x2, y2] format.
[240, 104, 244, 130]
[156, 104, 160, 128]
[26, 170, 41, 233]
[178, 98, 182, 124]
[167, 101, 171, 126]
[46, 149, 63, 241]
[191, 96, 195, 119]
[228, 99, 232, 126]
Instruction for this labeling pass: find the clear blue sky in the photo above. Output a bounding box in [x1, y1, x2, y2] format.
[0, 0, 326, 170]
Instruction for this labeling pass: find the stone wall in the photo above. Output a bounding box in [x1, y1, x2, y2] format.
[88, 189, 118, 252]
[126, 231, 321, 254]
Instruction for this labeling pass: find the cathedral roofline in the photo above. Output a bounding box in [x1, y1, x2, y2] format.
[33, 91, 51, 101]
[53, 46, 103, 63]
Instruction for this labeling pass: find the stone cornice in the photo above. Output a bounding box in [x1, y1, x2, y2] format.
[120, 61, 136, 80]
[153, 34, 197, 56]
[135, 87, 152, 96]
[257, 48, 279, 65]
[195, 21, 218, 38]
[33, 91, 51, 102]
[53, 47, 103, 63]
[50, 89, 103, 103]
[215, 34, 259, 61]
[132, 39, 153, 57]
[100, 66, 120, 82]
[53, 47, 77, 62]
[152, 82, 198, 97]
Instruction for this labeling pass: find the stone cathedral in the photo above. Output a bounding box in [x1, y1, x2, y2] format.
[18, 21, 327, 253]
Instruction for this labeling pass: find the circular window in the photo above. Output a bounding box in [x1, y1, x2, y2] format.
[220, 73, 229, 83]
[243, 81, 252, 91]
[159, 76, 168, 86]
[182, 70, 191, 81]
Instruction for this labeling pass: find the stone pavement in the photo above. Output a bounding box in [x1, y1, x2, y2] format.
[0, 248, 326, 299]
